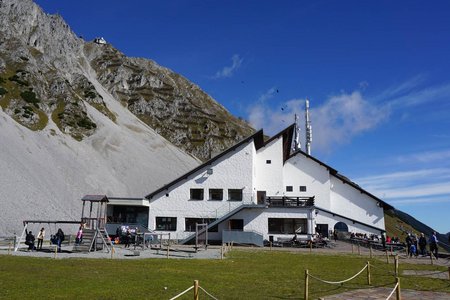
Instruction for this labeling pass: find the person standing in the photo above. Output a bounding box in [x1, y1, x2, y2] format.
[418, 233, 427, 256]
[36, 227, 45, 250]
[75, 226, 83, 245]
[405, 233, 412, 256]
[429, 231, 438, 259]
[55, 228, 65, 252]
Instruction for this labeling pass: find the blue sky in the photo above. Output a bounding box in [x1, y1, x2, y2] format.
[35, 0, 450, 234]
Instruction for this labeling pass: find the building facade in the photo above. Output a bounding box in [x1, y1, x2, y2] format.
[143, 125, 390, 244]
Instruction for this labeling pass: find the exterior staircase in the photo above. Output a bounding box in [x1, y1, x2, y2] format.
[180, 203, 266, 245]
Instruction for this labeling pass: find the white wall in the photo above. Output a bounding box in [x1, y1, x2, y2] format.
[283, 154, 331, 210]
[330, 176, 385, 231]
[254, 137, 284, 195]
[148, 140, 256, 238]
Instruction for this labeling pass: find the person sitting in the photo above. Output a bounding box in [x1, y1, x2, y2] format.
[291, 233, 298, 245]
[25, 229, 35, 251]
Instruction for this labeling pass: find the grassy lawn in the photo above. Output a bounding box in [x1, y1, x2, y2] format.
[0, 250, 448, 299]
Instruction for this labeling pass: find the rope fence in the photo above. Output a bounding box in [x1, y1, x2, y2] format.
[169, 280, 219, 300]
[385, 279, 400, 300]
[308, 264, 368, 285]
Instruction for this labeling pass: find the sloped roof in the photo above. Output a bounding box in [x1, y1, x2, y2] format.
[81, 195, 109, 202]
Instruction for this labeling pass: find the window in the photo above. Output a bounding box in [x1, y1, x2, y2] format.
[286, 186, 293, 192]
[266, 160, 271, 164]
[156, 217, 177, 231]
[299, 186, 307, 192]
[185, 218, 218, 232]
[209, 189, 223, 201]
[268, 218, 307, 234]
[229, 219, 244, 231]
[228, 189, 243, 201]
[190, 188, 204, 200]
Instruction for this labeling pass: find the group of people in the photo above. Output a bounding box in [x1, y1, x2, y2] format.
[405, 231, 439, 259]
[23, 224, 85, 252]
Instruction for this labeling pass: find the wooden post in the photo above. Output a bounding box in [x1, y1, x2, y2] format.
[270, 241, 272, 251]
[54, 245, 58, 259]
[386, 250, 389, 264]
[110, 247, 114, 259]
[221, 244, 224, 260]
[167, 242, 170, 259]
[193, 280, 199, 300]
[395, 255, 399, 276]
[430, 253, 434, 265]
[351, 243, 354, 254]
[8, 242, 11, 255]
[448, 266, 450, 281]
[390, 245, 393, 255]
[358, 244, 361, 255]
[367, 261, 371, 285]
[309, 241, 312, 253]
[304, 269, 309, 300]
[395, 277, 401, 300]
[369, 245, 373, 259]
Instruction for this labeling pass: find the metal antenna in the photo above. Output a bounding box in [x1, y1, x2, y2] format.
[305, 99, 312, 155]
[293, 113, 301, 151]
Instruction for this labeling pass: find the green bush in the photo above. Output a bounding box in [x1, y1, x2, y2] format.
[0, 87, 7, 95]
[77, 117, 97, 130]
[20, 90, 40, 104]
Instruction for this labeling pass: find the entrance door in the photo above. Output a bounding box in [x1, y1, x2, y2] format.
[229, 219, 244, 231]
[316, 224, 329, 238]
[257, 191, 266, 205]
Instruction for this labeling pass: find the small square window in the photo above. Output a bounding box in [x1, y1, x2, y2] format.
[266, 160, 271, 164]
[209, 189, 223, 201]
[286, 186, 293, 192]
[228, 189, 243, 201]
[190, 188, 204, 200]
[300, 186, 307, 192]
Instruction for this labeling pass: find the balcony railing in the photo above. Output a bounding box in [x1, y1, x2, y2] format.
[266, 196, 314, 208]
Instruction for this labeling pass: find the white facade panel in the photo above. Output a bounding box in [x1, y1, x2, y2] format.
[330, 176, 385, 230]
[283, 155, 331, 210]
[254, 138, 284, 196]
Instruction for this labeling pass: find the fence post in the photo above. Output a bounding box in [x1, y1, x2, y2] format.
[448, 267, 450, 281]
[8, 242, 12, 255]
[369, 245, 373, 259]
[351, 243, 354, 254]
[304, 269, 309, 300]
[54, 245, 58, 259]
[270, 241, 272, 251]
[430, 253, 433, 265]
[386, 250, 389, 264]
[395, 277, 401, 300]
[358, 244, 361, 255]
[194, 280, 199, 300]
[110, 246, 114, 259]
[221, 244, 224, 260]
[395, 255, 399, 276]
[309, 241, 312, 253]
[14, 235, 17, 250]
[367, 261, 371, 285]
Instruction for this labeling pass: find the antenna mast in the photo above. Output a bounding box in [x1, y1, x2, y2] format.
[293, 113, 301, 151]
[305, 99, 312, 155]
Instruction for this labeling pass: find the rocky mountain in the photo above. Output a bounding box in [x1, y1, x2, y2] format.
[0, 0, 254, 235]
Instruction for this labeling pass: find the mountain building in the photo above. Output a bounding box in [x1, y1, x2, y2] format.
[114, 124, 391, 245]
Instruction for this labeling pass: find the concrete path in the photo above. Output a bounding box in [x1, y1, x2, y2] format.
[323, 288, 450, 300]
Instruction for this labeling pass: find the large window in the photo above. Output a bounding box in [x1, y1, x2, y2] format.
[268, 218, 307, 234]
[190, 188, 204, 200]
[228, 189, 243, 201]
[286, 186, 293, 192]
[209, 189, 223, 201]
[185, 218, 218, 232]
[156, 217, 177, 231]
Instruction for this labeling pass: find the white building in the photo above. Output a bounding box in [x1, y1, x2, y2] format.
[140, 124, 391, 245]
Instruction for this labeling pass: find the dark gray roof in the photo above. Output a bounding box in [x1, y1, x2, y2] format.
[81, 195, 109, 202]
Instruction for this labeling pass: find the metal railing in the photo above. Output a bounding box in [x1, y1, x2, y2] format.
[266, 196, 314, 208]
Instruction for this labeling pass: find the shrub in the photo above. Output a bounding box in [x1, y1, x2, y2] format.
[0, 87, 7, 95]
[20, 90, 40, 104]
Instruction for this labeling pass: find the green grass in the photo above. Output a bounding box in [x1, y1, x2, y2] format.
[0, 250, 448, 299]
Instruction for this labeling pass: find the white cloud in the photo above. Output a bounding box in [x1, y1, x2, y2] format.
[213, 54, 243, 79]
